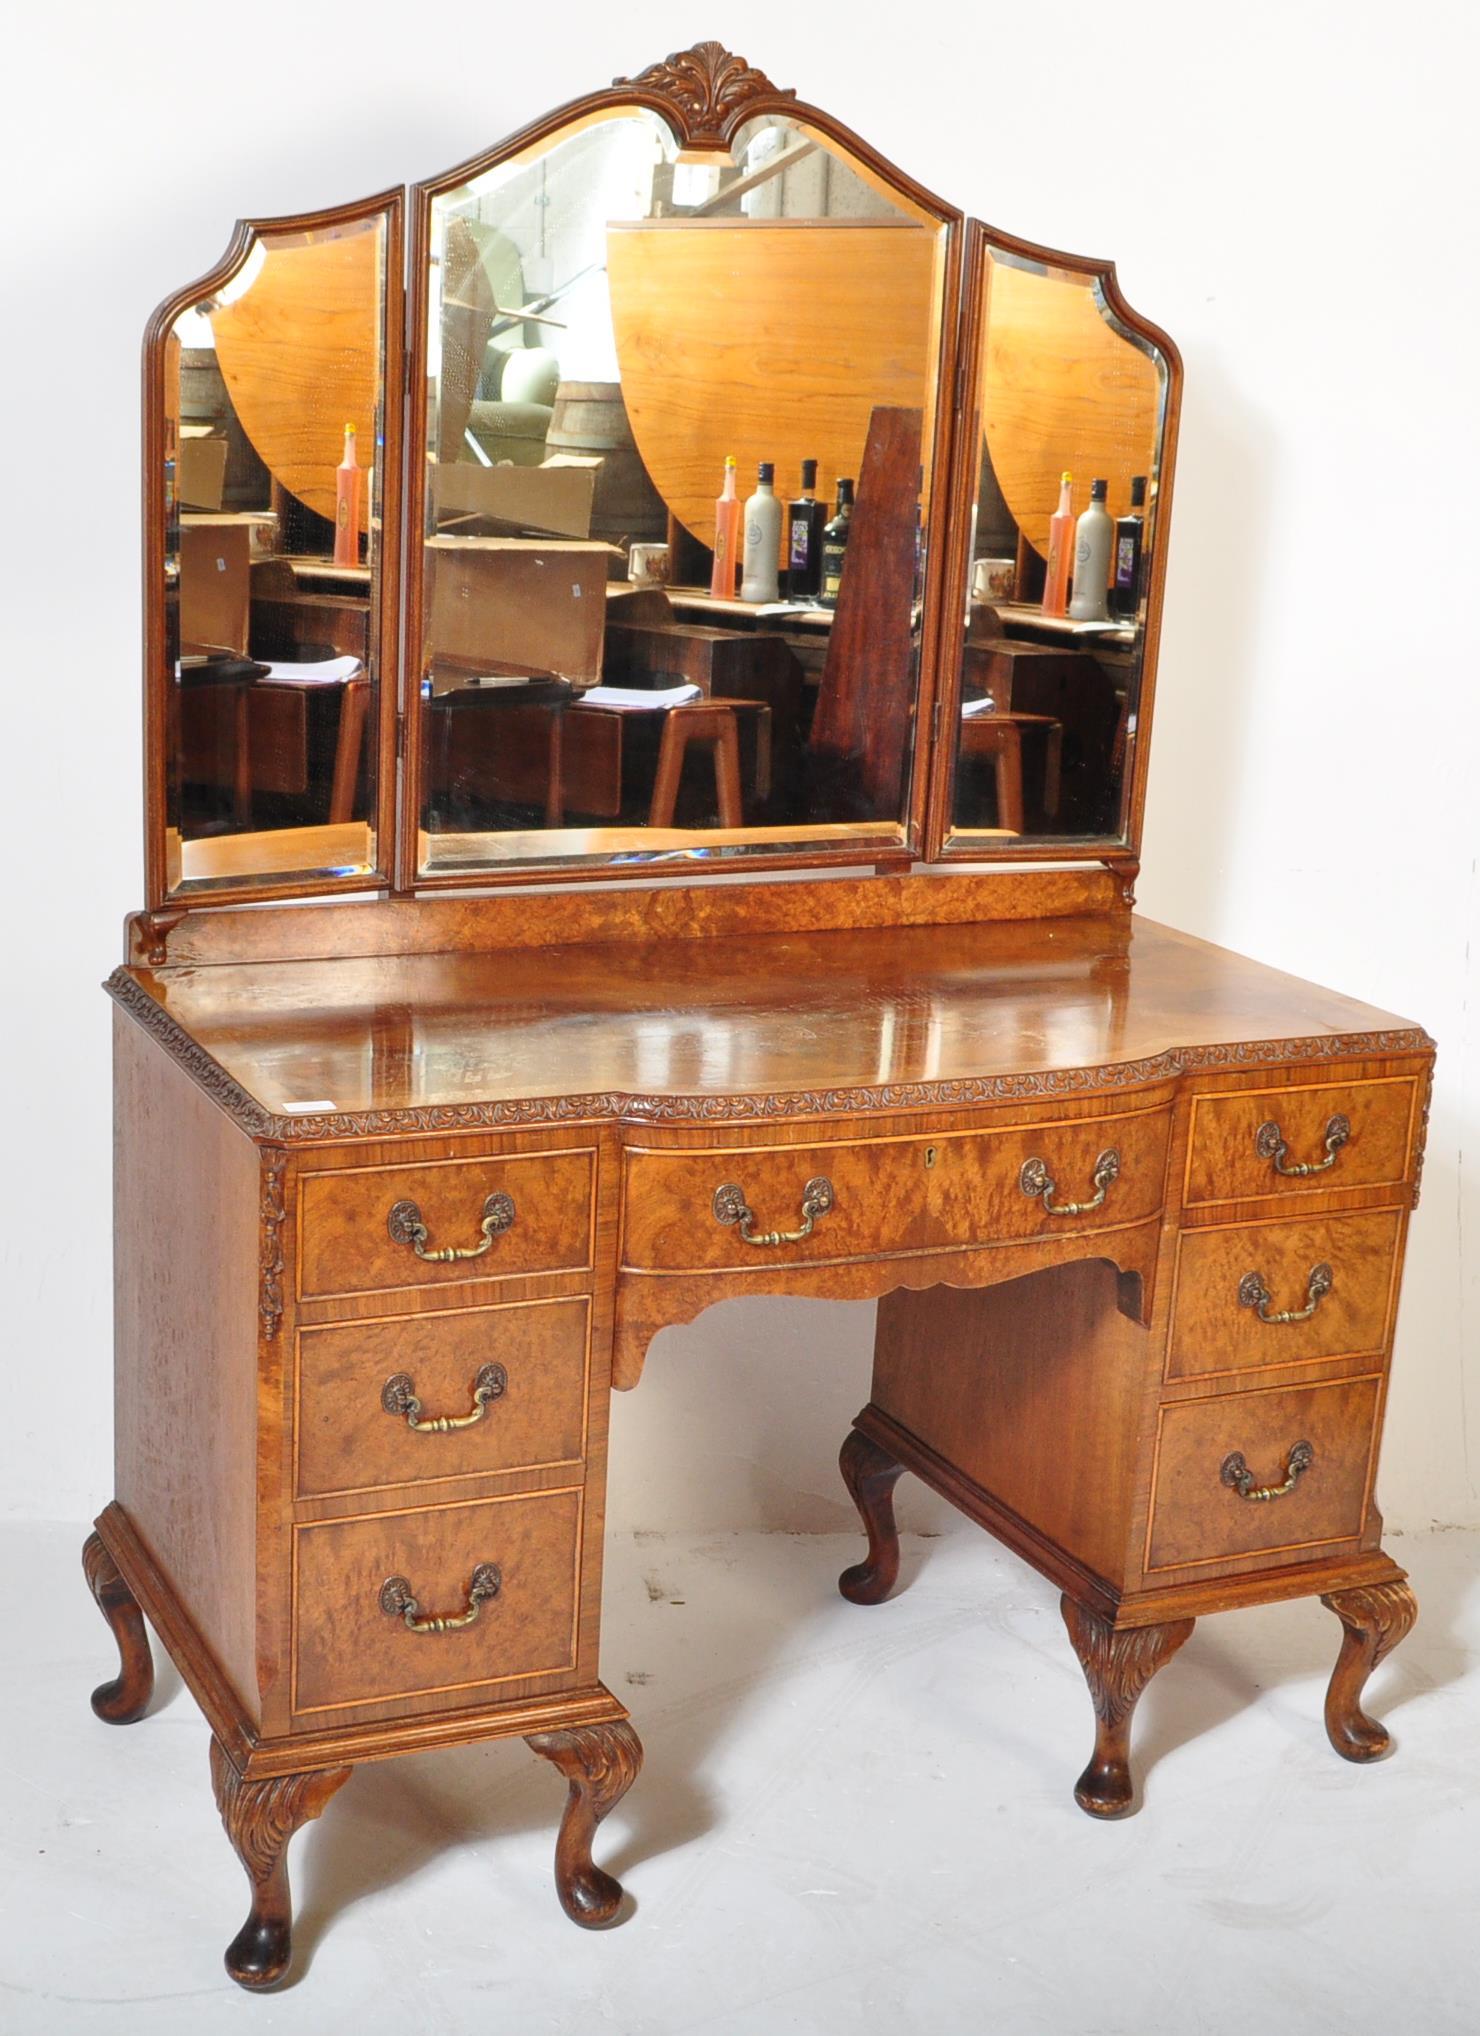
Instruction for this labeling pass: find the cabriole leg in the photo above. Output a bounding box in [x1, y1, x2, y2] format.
[837, 1428, 906, 1605]
[82, 1530, 154, 1724]
[526, 1719, 643, 1926]
[209, 1738, 352, 1990]
[1320, 1579, 1418, 1761]
[1060, 1596, 1194, 1819]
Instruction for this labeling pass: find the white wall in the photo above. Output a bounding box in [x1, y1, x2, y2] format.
[1, 1, 1474, 1536]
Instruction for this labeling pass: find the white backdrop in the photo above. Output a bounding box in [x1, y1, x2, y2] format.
[1, 1, 1474, 1538]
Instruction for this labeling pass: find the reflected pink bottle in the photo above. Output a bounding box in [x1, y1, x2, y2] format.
[334, 423, 363, 567]
[1042, 470, 1074, 617]
[710, 456, 741, 599]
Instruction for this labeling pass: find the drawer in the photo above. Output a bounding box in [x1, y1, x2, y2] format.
[292, 1488, 582, 1714]
[295, 1297, 590, 1500]
[621, 1108, 1171, 1274]
[1167, 1208, 1402, 1383]
[1146, 1375, 1382, 1572]
[1184, 1078, 1417, 1207]
[297, 1147, 595, 1300]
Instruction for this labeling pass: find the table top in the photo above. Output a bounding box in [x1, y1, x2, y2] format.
[112, 915, 1427, 1133]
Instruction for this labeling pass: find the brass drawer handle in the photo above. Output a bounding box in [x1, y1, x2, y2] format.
[1255, 1113, 1350, 1177]
[1221, 1440, 1315, 1502]
[1239, 1261, 1333, 1324]
[712, 1176, 835, 1246]
[1019, 1148, 1121, 1217]
[381, 1363, 507, 1433]
[379, 1563, 501, 1634]
[387, 1191, 515, 1262]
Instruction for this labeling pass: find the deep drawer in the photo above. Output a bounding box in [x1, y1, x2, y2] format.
[292, 1487, 582, 1714]
[295, 1297, 590, 1500]
[621, 1107, 1172, 1274]
[296, 1148, 595, 1300]
[1146, 1375, 1381, 1572]
[1166, 1208, 1402, 1383]
[1184, 1078, 1417, 1207]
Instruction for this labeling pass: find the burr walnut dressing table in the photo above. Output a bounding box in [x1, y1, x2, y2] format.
[88, 43, 1433, 1991]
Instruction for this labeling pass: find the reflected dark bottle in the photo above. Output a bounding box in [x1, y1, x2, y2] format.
[820, 477, 855, 611]
[1110, 474, 1147, 620]
[786, 459, 826, 599]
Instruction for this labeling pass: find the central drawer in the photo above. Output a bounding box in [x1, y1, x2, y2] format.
[295, 1297, 590, 1500]
[621, 1107, 1172, 1273]
[292, 1487, 583, 1715]
[297, 1147, 596, 1301]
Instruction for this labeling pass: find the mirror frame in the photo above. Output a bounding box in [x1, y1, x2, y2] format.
[395, 43, 964, 891]
[142, 186, 405, 910]
[920, 219, 1182, 877]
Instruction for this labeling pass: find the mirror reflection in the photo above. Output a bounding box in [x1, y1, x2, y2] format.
[162, 213, 388, 893]
[947, 243, 1168, 847]
[417, 110, 948, 874]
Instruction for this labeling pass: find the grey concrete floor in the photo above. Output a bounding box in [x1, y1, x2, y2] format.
[2, 1521, 1473, 2034]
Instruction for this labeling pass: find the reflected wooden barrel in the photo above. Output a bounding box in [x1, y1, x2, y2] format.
[546, 381, 667, 549]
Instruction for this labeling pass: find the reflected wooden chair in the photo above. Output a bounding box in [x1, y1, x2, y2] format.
[647, 701, 744, 828]
[959, 709, 1063, 834]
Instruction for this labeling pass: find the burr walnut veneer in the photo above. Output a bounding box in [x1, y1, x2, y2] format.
[90, 894, 1432, 1984]
[89, 39, 1432, 1997]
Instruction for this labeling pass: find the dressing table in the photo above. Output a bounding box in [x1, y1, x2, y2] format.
[86, 42, 1433, 1991]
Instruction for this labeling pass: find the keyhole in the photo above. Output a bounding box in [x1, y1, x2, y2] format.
[924, 1146, 938, 1170]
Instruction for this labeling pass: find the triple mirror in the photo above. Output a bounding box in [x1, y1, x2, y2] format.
[142, 47, 1176, 907]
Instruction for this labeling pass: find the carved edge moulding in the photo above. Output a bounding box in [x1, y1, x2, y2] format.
[142, 187, 406, 910]
[394, 45, 965, 893]
[103, 965, 1433, 1147]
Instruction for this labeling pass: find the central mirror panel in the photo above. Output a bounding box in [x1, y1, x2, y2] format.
[412, 107, 952, 879]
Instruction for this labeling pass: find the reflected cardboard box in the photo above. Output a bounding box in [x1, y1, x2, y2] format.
[423, 536, 619, 693]
[431, 457, 601, 541]
[178, 428, 228, 512]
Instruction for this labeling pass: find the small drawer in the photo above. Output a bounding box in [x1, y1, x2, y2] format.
[297, 1148, 595, 1301]
[1167, 1208, 1402, 1383]
[1185, 1078, 1416, 1207]
[621, 1108, 1171, 1274]
[292, 1488, 582, 1714]
[295, 1298, 590, 1500]
[1146, 1375, 1381, 1572]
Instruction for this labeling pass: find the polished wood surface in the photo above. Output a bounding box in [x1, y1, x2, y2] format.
[296, 1296, 590, 1499]
[1165, 1209, 1403, 1383]
[111, 916, 1426, 1126]
[606, 218, 942, 550]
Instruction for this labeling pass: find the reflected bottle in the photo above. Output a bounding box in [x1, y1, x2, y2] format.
[740, 462, 782, 603]
[710, 455, 741, 599]
[1110, 474, 1147, 620]
[334, 423, 363, 568]
[786, 459, 826, 599]
[820, 477, 855, 611]
[1068, 477, 1112, 622]
[1042, 470, 1074, 617]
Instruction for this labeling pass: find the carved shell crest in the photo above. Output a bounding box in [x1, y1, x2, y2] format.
[614, 41, 795, 145]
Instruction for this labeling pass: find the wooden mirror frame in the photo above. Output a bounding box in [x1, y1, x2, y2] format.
[142, 187, 405, 910]
[920, 220, 1182, 882]
[395, 43, 965, 892]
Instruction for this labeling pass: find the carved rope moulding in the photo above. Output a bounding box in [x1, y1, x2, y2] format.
[105, 970, 1433, 1144]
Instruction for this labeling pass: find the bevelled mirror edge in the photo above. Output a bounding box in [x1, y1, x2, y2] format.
[142, 185, 404, 911]
[921, 217, 1182, 876]
[395, 45, 965, 893]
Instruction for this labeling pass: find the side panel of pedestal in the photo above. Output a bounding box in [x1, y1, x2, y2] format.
[113, 1010, 264, 1725]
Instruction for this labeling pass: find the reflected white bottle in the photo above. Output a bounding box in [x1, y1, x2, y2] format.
[1067, 477, 1112, 622]
[740, 462, 781, 603]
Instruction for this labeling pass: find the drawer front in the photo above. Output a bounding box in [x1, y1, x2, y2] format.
[622, 1108, 1171, 1274]
[1167, 1208, 1402, 1383]
[1185, 1078, 1416, 1207]
[295, 1298, 590, 1500]
[297, 1148, 595, 1300]
[1146, 1375, 1381, 1572]
[293, 1488, 582, 1714]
